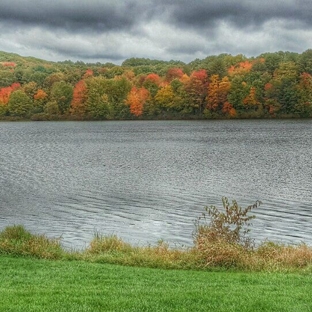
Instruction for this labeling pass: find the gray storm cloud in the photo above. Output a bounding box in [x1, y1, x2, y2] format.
[0, 0, 311, 63]
[1, 0, 311, 30]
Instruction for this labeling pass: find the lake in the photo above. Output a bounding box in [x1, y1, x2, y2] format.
[0, 120, 311, 249]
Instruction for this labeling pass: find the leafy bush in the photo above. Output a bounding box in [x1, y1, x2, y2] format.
[194, 197, 261, 248]
[193, 197, 262, 268]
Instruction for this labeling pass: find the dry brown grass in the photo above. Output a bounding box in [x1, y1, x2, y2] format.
[86, 235, 200, 269]
[1, 213, 312, 272]
[254, 241, 312, 270]
[0, 225, 63, 259]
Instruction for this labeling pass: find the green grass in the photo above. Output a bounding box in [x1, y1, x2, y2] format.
[0, 255, 312, 312]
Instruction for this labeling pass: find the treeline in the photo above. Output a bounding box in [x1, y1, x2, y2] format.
[1, 50, 312, 120]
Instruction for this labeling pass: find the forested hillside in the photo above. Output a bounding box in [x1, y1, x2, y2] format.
[1, 50, 312, 120]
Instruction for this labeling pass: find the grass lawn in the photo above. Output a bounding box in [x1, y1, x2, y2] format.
[0, 256, 312, 312]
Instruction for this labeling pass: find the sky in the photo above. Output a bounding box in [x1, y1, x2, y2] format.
[0, 0, 311, 64]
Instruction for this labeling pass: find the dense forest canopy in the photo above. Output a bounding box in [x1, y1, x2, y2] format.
[1, 50, 312, 120]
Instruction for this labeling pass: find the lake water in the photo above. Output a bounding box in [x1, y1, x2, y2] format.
[0, 120, 311, 249]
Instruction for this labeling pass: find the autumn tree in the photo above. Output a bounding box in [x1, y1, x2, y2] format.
[126, 86, 150, 117]
[194, 55, 227, 77]
[33, 89, 48, 113]
[7, 90, 33, 117]
[206, 75, 219, 111]
[154, 84, 177, 112]
[243, 87, 260, 109]
[104, 77, 132, 118]
[44, 72, 66, 88]
[263, 83, 281, 116]
[298, 49, 312, 75]
[50, 81, 73, 114]
[206, 75, 231, 115]
[227, 76, 250, 113]
[165, 68, 184, 82]
[34, 89, 48, 101]
[85, 76, 130, 119]
[141, 73, 162, 99]
[170, 78, 191, 114]
[222, 101, 236, 117]
[82, 69, 94, 79]
[273, 61, 299, 81]
[0, 69, 15, 87]
[295, 72, 312, 117]
[228, 60, 253, 76]
[44, 101, 60, 117]
[184, 69, 208, 113]
[0, 83, 20, 105]
[23, 81, 37, 99]
[70, 80, 88, 118]
[264, 62, 300, 115]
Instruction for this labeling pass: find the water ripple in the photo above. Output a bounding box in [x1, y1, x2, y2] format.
[0, 120, 312, 249]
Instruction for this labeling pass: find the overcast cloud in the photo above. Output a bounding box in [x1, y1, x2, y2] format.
[0, 0, 311, 64]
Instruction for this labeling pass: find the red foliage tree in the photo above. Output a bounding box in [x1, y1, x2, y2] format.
[0, 83, 20, 105]
[184, 69, 208, 112]
[145, 73, 162, 86]
[166, 68, 184, 82]
[0, 62, 16, 67]
[82, 69, 94, 79]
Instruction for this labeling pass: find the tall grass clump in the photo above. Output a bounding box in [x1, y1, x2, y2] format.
[0, 225, 63, 259]
[86, 234, 200, 269]
[254, 241, 312, 270]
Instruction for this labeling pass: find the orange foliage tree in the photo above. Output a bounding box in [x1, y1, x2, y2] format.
[70, 80, 88, 117]
[33, 89, 48, 112]
[207, 75, 231, 113]
[228, 60, 253, 76]
[222, 102, 237, 117]
[126, 87, 150, 117]
[34, 89, 48, 101]
[243, 86, 260, 108]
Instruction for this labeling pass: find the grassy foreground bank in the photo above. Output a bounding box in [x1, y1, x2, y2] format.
[1, 255, 312, 312]
[1, 224, 312, 272]
[1, 198, 312, 310]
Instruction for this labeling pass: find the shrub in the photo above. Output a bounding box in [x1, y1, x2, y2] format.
[194, 197, 261, 248]
[193, 197, 261, 268]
